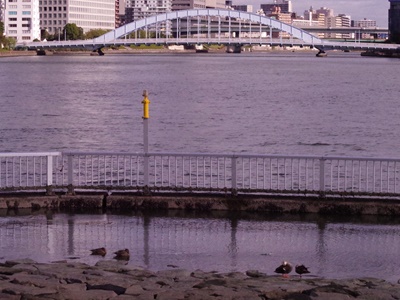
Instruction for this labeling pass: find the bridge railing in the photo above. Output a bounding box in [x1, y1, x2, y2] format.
[2, 151, 400, 197]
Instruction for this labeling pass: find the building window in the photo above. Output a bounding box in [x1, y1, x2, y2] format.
[22, 30, 31, 33]
[9, 4, 17, 8]
[8, 17, 17, 21]
[8, 11, 17, 15]
[9, 24, 17, 27]
[22, 11, 31, 15]
[22, 36, 31, 40]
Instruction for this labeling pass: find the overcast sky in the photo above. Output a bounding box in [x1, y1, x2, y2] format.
[240, 0, 389, 27]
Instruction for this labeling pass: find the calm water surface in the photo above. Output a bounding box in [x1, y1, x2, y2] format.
[1, 211, 400, 282]
[0, 52, 399, 157]
[1, 52, 400, 281]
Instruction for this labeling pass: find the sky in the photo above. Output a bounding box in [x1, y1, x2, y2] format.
[241, 0, 389, 27]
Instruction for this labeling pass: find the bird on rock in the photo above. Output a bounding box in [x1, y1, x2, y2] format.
[114, 249, 130, 260]
[274, 261, 293, 278]
[90, 247, 107, 257]
[295, 264, 310, 278]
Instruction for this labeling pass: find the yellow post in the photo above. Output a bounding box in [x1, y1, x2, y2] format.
[142, 90, 150, 119]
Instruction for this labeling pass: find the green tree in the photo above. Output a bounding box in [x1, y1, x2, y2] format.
[0, 21, 4, 37]
[85, 29, 109, 39]
[64, 23, 84, 40]
[2, 37, 16, 50]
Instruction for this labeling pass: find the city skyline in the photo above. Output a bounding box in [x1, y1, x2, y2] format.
[239, 0, 388, 27]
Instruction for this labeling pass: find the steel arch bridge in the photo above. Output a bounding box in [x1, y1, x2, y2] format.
[93, 8, 322, 45]
[22, 9, 399, 53]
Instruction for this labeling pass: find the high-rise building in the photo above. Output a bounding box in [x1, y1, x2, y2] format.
[260, 0, 292, 15]
[231, 4, 252, 13]
[39, 0, 115, 36]
[316, 7, 334, 18]
[389, 0, 400, 42]
[172, 0, 206, 11]
[4, 0, 40, 43]
[125, 0, 171, 23]
[352, 18, 377, 28]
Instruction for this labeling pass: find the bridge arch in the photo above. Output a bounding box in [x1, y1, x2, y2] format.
[93, 9, 322, 45]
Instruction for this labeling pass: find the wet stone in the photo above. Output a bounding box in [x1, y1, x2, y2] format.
[0, 259, 399, 300]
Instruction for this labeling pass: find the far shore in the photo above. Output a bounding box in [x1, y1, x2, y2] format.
[1, 45, 326, 58]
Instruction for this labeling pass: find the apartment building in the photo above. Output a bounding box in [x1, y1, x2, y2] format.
[260, 0, 291, 15]
[124, 0, 171, 23]
[4, 0, 40, 42]
[39, 0, 115, 36]
[389, 0, 400, 42]
[231, 4, 252, 13]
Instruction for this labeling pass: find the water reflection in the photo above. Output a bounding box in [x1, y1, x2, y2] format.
[0, 210, 399, 282]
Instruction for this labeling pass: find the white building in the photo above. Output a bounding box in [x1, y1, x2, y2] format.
[125, 0, 171, 23]
[352, 18, 377, 28]
[40, 0, 115, 36]
[4, 0, 40, 43]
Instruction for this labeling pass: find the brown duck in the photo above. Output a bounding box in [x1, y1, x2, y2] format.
[90, 247, 107, 257]
[114, 249, 130, 260]
[274, 261, 293, 278]
[295, 264, 310, 277]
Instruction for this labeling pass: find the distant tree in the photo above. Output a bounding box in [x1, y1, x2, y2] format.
[64, 23, 84, 40]
[2, 37, 16, 50]
[85, 29, 109, 39]
[0, 21, 4, 37]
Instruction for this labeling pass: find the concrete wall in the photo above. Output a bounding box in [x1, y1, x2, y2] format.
[1, 192, 400, 216]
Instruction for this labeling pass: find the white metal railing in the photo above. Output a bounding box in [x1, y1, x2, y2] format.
[2, 151, 400, 197]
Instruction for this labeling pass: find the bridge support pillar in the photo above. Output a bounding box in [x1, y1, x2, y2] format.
[36, 49, 52, 55]
[226, 45, 242, 54]
[97, 48, 105, 56]
[316, 49, 327, 57]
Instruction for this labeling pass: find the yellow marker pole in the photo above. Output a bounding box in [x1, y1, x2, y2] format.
[142, 90, 150, 119]
[142, 90, 150, 188]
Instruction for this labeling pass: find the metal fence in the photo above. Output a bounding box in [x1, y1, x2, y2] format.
[1, 151, 400, 197]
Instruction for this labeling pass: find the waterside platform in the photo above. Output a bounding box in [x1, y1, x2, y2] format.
[2, 191, 400, 216]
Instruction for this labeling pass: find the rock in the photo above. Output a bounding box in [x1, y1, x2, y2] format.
[124, 284, 145, 296]
[0, 259, 398, 300]
[246, 269, 268, 278]
[4, 259, 38, 267]
[87, 283, 127, 295]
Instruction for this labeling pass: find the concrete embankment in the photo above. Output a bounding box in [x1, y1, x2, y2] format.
[0, 258, 399, 299]
[2, 192, 400, 216]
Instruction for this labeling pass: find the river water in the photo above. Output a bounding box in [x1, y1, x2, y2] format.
[0, 51, 400, 157]
[1, 51, 400, 281]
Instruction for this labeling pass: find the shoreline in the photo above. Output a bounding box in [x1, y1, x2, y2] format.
[2, 191, 400, 216]
[0, 258, 399, 299]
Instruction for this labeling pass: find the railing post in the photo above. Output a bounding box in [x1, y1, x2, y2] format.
[231, 156, 237, 196]
[319, 158, 325, 196]
[46, 155, 54, 195]
[67, 154, 74, 194]
[142, 90, 150, 195]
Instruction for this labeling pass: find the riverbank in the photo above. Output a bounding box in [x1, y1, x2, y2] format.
[0, 258, 399, 299]
[2, 191, 400, 216]
[0, 45, 320, 57]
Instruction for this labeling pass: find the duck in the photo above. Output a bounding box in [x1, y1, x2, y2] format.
[114, 249, 130, 260]
[90, 247, 107, 256]
[295, 264, 310, 277]
[274, 261, 293, 278]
